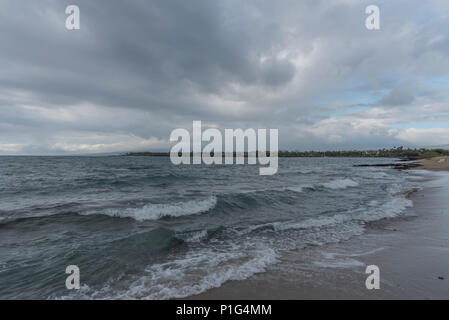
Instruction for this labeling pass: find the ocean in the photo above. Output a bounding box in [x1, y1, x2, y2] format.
[0, 156, 419, 299]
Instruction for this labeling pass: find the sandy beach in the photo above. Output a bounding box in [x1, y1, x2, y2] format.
[189, 164, 449, 300]
[416, 156, 449, 171]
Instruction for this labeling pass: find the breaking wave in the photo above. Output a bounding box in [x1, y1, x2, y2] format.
[59, 246, 278, 300]
[92, 196, 218, 221]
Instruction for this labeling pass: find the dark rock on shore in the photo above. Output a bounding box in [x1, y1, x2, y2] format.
[354, 162, 422, 170]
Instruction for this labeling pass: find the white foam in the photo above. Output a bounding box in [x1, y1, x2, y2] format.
[177, 229, 208, 243]
[313, 256, 365, 269]
[284, 178, 360, 193]
[248, 188, 413, 235]
[369, 195, 413, 220]
[94, 196, 217, 221]
[312, 247, 387, 269]
[273, 214, 350, 231]
[140, 248, 278, 300]
[63, 246, 278, 300]
[345, 247, 386, 257]
[285, 179, 359, 193]
[321, 178, 359, 190]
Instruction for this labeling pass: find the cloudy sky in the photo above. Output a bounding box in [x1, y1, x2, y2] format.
[1, 0, 449, 155]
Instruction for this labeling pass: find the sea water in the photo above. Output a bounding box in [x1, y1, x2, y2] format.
[0, 156, 418, 299]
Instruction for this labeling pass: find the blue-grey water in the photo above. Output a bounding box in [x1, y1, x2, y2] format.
[0, 156, 418, 299]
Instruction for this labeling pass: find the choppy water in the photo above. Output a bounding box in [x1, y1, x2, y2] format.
[0, 156, 419, 299]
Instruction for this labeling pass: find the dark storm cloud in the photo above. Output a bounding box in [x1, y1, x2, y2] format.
[0, 0, 295, 111]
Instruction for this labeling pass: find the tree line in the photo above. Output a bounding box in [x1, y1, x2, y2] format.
[124, 147, 449, 160]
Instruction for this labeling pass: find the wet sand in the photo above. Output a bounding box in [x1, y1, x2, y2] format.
[189, 170, 449, 299]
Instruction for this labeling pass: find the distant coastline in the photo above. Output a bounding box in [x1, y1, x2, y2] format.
[123, 147, 449, 160]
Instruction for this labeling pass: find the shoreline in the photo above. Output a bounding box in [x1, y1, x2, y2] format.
[188, 169, 449, 300]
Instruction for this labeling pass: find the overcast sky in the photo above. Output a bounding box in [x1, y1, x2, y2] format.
[1, 0, 449, 155]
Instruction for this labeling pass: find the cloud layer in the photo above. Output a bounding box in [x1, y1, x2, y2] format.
[1, 0, 449, 154]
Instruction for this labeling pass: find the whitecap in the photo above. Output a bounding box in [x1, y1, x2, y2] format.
[88, 196, 217, 221]
[321, 178, 359, 190]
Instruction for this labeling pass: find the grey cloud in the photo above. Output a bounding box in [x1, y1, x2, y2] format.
[261, 59, 296, 87]
[380, 86, 415, 106]
[1, 0, 449, 154]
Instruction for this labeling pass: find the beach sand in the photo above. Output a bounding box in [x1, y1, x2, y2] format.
[188, 168, 449, 300]
[415, 156, 449, 171]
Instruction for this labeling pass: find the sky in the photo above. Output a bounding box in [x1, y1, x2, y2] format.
[1, 0, 449, 155]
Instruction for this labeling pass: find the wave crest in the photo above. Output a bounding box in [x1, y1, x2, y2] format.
[286, 178, 359, 193]
[97, 196, 217, 221]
